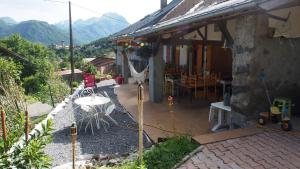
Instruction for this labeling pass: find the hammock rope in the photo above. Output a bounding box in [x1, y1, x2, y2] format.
[125, 52, 149, 83]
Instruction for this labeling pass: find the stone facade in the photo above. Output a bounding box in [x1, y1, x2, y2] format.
[231, 14, 300, 126]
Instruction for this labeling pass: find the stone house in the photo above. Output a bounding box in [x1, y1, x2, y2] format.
[90, 57, 116, 75]
[111, 0, 300, 126]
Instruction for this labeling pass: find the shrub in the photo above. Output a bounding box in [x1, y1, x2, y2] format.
[72, 81, 79, 88]
[0, 119, 54, 168]
[83, 63, 97, 74]
[23, 74, 44, 94]
[111, 137, 199, 169]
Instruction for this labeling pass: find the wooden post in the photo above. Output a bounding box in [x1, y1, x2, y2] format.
[168, 96, 175, 136]
[137, 83, 144, 166]
[71, 122, 77, 169]
[1, 106, 7, 142]
[25, 110, 29, 145]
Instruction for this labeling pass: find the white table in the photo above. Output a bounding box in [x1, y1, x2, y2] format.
[209, 101, 232, 132]
[74, 96, 111, 134]
[74, 96, 110, 106]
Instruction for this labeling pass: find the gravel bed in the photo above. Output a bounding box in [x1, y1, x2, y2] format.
[45, 84, 152, 167]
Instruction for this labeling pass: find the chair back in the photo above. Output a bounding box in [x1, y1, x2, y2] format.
[79, 88, 94, 97]
[83, 73, 96, 88]
[105, 104, 116, 116]
[103, 91, 109, 97]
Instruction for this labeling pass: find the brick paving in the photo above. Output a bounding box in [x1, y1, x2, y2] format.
[178, 130, 300, 169]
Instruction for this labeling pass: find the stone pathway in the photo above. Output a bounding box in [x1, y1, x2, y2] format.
[178, 130, 300, 169]
[27, 102, 52, 117]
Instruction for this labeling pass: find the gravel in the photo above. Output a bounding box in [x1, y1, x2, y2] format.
[45, 84, 152, 167]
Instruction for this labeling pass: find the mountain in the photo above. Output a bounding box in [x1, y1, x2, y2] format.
[56, 12, 129, 44]
[0, 12, 129, 45]
[0, 20, 73, 45]
[0, 17, 17, 25]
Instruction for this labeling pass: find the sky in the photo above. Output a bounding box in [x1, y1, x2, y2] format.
[0, 0, 172, 24]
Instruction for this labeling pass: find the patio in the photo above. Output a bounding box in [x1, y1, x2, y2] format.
[117, 78, 214, 142]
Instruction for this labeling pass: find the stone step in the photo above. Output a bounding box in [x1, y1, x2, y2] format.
[193, 127, 262, 144]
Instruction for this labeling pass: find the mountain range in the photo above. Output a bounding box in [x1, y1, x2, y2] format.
[0, 13, 129, 45]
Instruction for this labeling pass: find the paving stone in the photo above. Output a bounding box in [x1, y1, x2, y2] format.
[177, 130, 300, 169]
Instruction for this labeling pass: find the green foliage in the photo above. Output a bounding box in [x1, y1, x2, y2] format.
[32, 73, 69, 105]
[83, 63, 97, 74]
[0, 20, 75, 45]
[0, 35, 70, 104]
[0, 57, 22, 81]
[0, 119, 54, 169]
[23, 74, 44, 94]
[111, 137, 199, 169]
[72, 81, 79, 88]
[30, 114, 48, 127]
[143, 137, 198, 169]
[76, 37, 114, 58]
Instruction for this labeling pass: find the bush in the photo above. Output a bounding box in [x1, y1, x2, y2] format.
[72, 81, 79, 88]
[23, 74, 44, 94]
[111, 137, 199, 169]
[0, 119, 54, 168]
[33, 73, 69, 105]
[83, 63, 97, 74]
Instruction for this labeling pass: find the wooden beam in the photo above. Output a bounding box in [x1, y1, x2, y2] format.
[217, 21, 234, 47]
[162, 39, 223, 46]
[197, 29, 205, 40]
[267, 12, 291, 22]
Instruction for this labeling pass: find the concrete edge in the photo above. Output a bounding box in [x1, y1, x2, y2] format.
[172, 145, 204, 169]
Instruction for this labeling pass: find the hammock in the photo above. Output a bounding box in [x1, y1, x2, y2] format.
[126, 52, 149, 83]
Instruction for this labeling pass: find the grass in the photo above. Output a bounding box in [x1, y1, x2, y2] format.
[25, 95, 38, 104]
[106, 136, 199, 169]
[30, 114, 49, 128]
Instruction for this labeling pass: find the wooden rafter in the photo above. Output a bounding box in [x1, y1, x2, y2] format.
[217, 21, 234, 47]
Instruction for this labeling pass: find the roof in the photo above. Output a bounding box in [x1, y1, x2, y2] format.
[134, 0, 298, 37]
[83, 58, 96, 63]
[110, 0, 183, 39]
[59, 69, 83, 76]
[91, 57, 115, 67]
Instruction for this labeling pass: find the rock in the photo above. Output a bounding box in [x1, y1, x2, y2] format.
[121, 152, 130, 157]
[91, 159, 97, 165]
[100, 154, 108, 160]
[78, 165, 86, 169]
[101, 159, 109, 166]
[108, 159, 118, 164]
[92, 154, 100, 161]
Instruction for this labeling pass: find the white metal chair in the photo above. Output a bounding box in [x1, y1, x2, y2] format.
[105, 104, 118, 125]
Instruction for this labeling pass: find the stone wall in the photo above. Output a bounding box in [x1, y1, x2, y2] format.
[149, 43, 165, 102]
[231, 14, 300, 126]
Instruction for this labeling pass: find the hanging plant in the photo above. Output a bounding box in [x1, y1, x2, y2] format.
[83, 63, 97, 75]
[136, 45, 152, 58]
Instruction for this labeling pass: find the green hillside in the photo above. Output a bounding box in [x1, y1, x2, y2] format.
[0, 20, 74, 45]
[0, 13, 129, 45]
